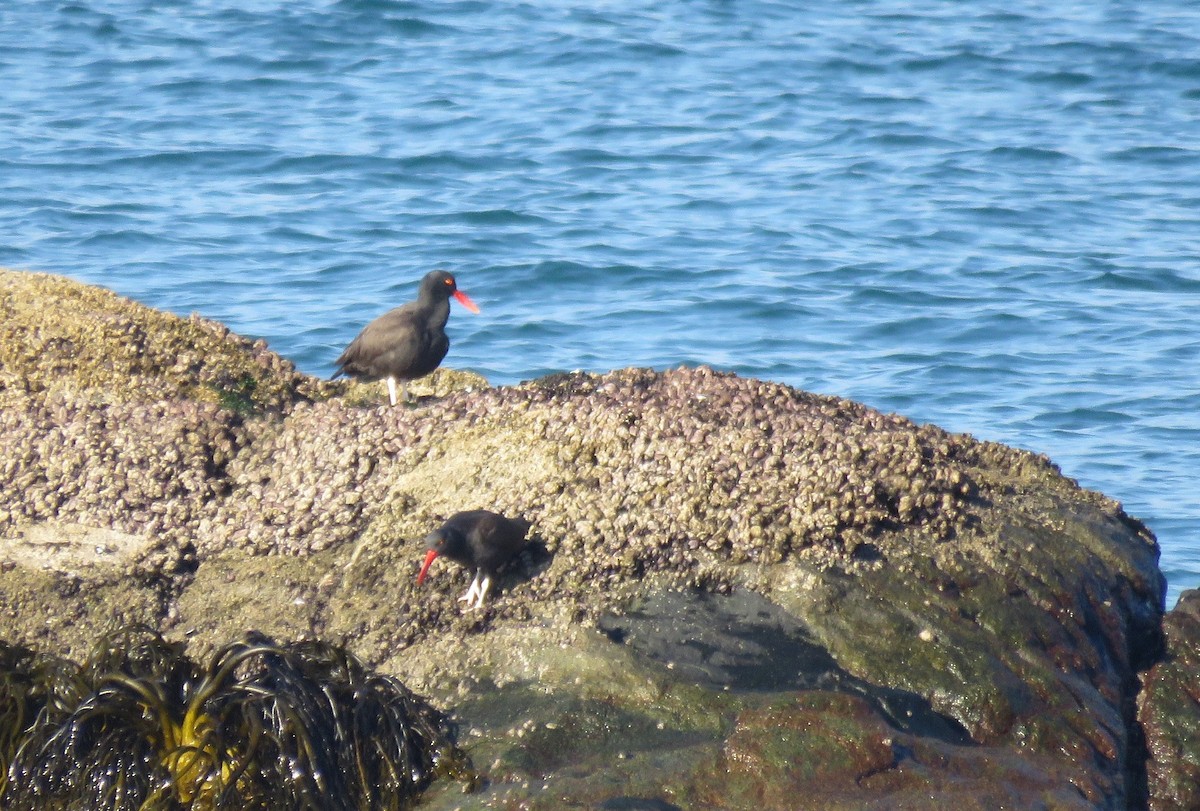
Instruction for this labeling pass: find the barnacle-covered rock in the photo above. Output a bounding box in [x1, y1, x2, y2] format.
[0, 269, 326, 410]
[0, 392, 242, 546]
[0, 270, 1178, 810]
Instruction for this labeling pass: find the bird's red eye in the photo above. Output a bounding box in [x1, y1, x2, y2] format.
[444, 277, 454, 286]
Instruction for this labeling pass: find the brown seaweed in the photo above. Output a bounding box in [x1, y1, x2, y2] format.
[0, 627, 474, 810]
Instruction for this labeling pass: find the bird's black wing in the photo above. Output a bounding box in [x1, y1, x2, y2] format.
[334, 304, 426, 379]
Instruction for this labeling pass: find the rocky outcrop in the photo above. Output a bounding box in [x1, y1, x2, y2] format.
[0, 270, 321, 411]
[1139, 589, 1200, 809]
[0, 269, 1178, 808]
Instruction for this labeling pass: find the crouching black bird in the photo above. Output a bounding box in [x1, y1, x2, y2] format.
[417, 510, 531, 610]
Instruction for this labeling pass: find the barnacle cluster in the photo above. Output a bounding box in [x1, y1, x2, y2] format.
[185, 366, 999, 602]
[0, 396, 242, 552]
[0, 269, 1057, 610]
[200, 400, 427, 555]
[435, 367, 986, 598]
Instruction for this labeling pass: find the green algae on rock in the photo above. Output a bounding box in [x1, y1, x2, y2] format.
[0, 269, 324, 411]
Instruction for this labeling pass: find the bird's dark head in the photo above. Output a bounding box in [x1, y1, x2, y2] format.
[417, 525, 465, 584]
[424, 525, 466, 556]
[421, 270, 480, 313]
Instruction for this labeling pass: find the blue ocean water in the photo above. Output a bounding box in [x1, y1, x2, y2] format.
[1, 1, 1197, 607]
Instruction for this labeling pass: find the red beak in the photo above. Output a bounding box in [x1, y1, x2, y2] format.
[453, 290, 480, 314]
[417, 549, 439, 584]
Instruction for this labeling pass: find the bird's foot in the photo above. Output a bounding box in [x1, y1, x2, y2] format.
[458, 573, 483, 610]
[457, 573, 491, 611]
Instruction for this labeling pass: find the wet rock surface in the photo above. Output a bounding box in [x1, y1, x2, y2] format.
[1139, 589, 1200, 810]
[0, 269, 1185, 809]
[597, 588, 970, 743]
[599, 588, 848, 693]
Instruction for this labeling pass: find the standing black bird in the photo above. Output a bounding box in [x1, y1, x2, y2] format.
[417, 510, 531, 610]
[333, 270, 479, 405]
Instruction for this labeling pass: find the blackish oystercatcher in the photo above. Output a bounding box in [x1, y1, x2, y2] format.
[417, 510, 531, 610]
[333, 270, 479, 405]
